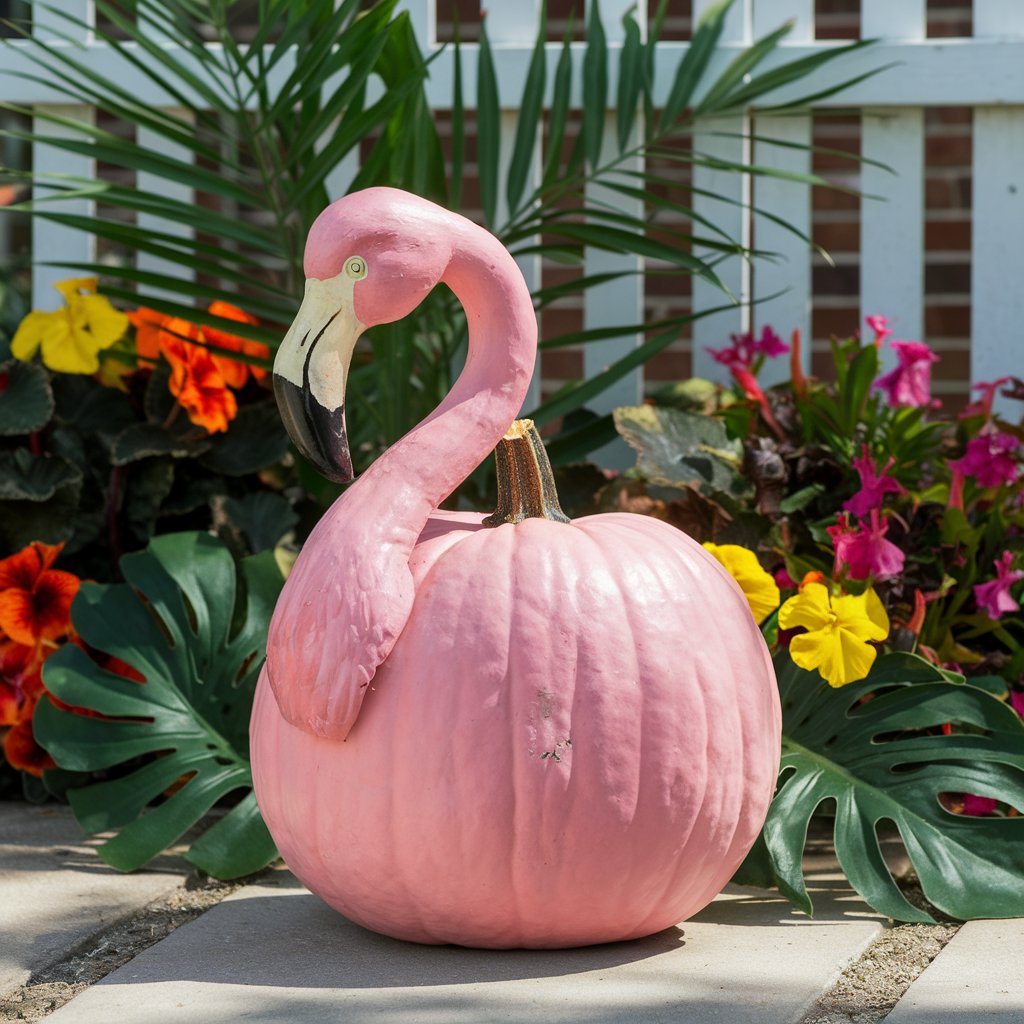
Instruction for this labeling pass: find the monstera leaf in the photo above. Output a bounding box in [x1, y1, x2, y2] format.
[756, 651, 1024, 922]
[35, 532, 283, 878]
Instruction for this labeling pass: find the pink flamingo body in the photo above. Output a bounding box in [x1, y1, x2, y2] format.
[251, 188, 781, 948]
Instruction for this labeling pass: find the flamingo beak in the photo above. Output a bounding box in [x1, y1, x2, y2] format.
[273, 274, 364, 484]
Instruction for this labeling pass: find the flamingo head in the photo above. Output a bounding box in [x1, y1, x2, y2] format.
[273, 187, 456, 482]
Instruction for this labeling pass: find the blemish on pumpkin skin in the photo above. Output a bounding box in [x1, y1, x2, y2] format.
[539, 738, 572, 762]
[537, 689, 555, 719]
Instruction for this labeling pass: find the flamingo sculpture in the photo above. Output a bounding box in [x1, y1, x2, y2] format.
[250, 187, 781, 949]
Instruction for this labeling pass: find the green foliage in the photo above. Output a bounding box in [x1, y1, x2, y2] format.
[739, 651, 1024, 922]
[0, 0, 873, 472]
[35, 531, 282, 878]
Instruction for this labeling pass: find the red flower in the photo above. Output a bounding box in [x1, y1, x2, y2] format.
[3, 716, 55, 778]
[0, 542, 79, 647]
[162, 321, 238, 434]
[127, 306, 167, 362]
[205, 300, 268, 386]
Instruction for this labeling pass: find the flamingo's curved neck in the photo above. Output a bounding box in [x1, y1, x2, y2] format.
[342, 223, 537, 542]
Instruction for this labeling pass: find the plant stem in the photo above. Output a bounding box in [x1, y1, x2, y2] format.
[484, 419, 571, 527]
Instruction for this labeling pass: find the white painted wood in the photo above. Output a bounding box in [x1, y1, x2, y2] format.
[9, 40, 1024, 110]
[136, 115, 196, 305]
[30, 1, 95, 310]
[752, 116, 812, 382]
[861, 0, 925, 39]
[583, 0, 645, 466]
[751, 1, 813, 382]
[860, 108, 924, 358]
[394, 0, 434, 49]
[974, 0, 1024, 37]
[691, 1, 750, 383]
[971, 107, 1024, 417]
[860, 0, 925, 364]
[752, 0, 813, 41]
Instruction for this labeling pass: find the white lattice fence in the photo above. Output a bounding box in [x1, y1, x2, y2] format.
[7, 0, 1024, 414]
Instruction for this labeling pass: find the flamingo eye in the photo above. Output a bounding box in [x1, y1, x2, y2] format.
[344, 256, 367, 280]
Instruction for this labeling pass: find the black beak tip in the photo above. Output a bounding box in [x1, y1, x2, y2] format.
[273, 374, 354, 484]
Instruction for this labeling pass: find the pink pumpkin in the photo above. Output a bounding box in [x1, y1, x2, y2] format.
[251, 188, 781, 949]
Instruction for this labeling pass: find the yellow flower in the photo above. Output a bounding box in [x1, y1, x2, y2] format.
[779, 582, 889, 687]
[703, 542, 780, 624]
[11, 278, 128, 374]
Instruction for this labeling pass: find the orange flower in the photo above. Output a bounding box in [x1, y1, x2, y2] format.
[205, 300, 267, 385]
[127, 306, 167, 361]
[3, 716, 55, 777]
[163, 331, 238, 433]
[0, 542, 79, 647]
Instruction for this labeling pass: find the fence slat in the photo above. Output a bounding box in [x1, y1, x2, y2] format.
[30, 1, 95, 310]
[691, 1, 750, 382]
[972, 2, 1024, 415]
[752, 0, 813, 382]
[859, 3, 926, 357]
[582, 0, 644, 466]
[136, 115, 196, 304]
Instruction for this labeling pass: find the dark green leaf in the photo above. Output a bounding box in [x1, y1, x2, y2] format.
[0, 359, 54, 436]
[765, 651, 1024, 922]
[660, 0, 732, 129]
[222, 492, 298, 554]
[616, 10, 643, 151]
[582, 0, 608, 170]
[36, 532, 283, 877]
[476, 16, 500, 227]
[0, 448, 82, 501]
[110, 422, 212, 466]
[505, 8, 546, 218]
[199, 401, 290, 477]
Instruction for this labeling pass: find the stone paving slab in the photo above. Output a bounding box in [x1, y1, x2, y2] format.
[0, 803, 186, 999]
[885, 918, 1024, 1023]
[45, 870, 885, 1024]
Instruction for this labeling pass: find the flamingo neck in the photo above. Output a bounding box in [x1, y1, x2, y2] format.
[346, 222, 537, 541]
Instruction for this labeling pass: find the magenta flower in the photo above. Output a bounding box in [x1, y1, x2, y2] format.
[949, 428, 1020, 488]
[706, 325, 788, 370]
[843, 445, 905, 517]
[1011, 689, 1024, 721]
[961, 377, 1012, 420]
[973, 551, 1024, 621]
[873, 340, 940, 407]
[962, 794, 998, 816]
[828, 510, 906, 581]
[865, 314, 893, 347]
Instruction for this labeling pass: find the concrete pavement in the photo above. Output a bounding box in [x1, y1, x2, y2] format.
[3, 800, 1023, 1023]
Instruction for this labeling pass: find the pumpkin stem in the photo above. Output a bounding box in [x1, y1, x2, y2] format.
[483, 419, 571, 527]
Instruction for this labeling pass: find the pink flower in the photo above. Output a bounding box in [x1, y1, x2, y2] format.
[843, 445, 905, 517]
[774, 567, 799, 590]
[949, 428, 1020, 488]
[962, 794, 998, 816]
[973, 551, 1024, 621]
[706, 325, 788, 370]
[873, 340, 940, 407]
[865, 314, 893, 348]
[1011, 690, 1024, 720]
[828, 510, 906, 581]
[961, 377, 1012, 420]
